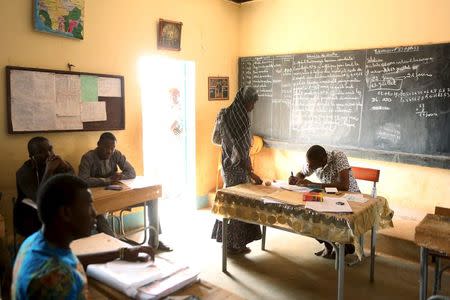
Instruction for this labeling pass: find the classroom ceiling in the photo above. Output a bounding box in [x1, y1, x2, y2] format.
[230, 0, 254, 3]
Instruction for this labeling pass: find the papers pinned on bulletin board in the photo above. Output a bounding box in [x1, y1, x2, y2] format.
[81, 102, 107, 122]
[7, 66, 126, 133]
[305, 197, 353, 213]
[98, 77, 122, 97]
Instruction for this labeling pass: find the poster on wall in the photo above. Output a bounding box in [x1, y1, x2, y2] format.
[34, 0, 84, 40]
[208, 77, 229, 101]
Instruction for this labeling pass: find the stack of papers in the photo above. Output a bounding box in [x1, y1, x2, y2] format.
[137, 268, 199, 300]
[305, 197, 353, 213]
[86, 256, 191, 298]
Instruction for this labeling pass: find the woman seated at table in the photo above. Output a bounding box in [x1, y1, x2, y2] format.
[211, 86, 263, 255]
[289, 145, 360, 259]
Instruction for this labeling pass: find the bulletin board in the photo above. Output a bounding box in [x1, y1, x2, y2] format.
[6, 66, 125, 133]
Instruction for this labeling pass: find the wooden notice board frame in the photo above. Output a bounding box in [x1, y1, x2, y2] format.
[6, 66, 125, 133]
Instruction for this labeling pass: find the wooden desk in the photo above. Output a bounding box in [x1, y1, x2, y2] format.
[90, 182, 162, 215]
[72, 234, 241, 300]
[88, 278, 242, 300]
[212, 184, 394, 300]
[415, 214, 450, 300]
[90, 180, 162, 245]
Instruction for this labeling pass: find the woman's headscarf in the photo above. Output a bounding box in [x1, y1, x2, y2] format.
[212, 86, 258, 169]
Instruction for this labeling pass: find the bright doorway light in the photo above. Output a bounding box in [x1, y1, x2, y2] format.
[138, 56, 196, 210]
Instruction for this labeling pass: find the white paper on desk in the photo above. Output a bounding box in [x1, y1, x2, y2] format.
[261, 196, 283, 204]
[137, 267, 199, 300]
[120, 176, 157, 189]
[87, 256, 186, 298]
[81, 101, 107, 122]
[98, 77, 122, 97]
[272, 181, 312, 192]
[305, 197, 353, 213]
[343, 193, 367, 203]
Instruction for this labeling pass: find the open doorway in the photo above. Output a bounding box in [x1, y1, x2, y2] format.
[139, 56, 196, 210]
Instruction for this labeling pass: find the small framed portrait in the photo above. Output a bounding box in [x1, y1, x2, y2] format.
[157, 19, 182, 51]
[208, 77, 229, 101]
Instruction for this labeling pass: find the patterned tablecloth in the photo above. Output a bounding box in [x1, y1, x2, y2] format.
[212, 184, 394, 259]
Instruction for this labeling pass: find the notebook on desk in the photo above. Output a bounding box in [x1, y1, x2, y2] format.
[87, 256, 198, 299]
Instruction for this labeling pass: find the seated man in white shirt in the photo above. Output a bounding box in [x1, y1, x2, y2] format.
[78, 132, 172, 251]
[289, 145, 359, 259]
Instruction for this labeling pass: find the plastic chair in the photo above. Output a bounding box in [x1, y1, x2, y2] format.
[351, 166, 380, 197]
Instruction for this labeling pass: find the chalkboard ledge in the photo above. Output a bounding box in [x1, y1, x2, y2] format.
[264, 139, 450, 170]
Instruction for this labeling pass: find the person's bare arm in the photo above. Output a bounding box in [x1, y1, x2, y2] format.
[77, 246, 154, 269]
[297, 169, 350, 191]
[115, 151, 136, 180]
[289, 164, 313, 185]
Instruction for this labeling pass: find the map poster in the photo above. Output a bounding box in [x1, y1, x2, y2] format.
[34, 0, 84, 40]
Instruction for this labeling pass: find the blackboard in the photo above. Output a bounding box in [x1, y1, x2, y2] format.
[239, 43, 450, 169]
[6, 66, 125, 133]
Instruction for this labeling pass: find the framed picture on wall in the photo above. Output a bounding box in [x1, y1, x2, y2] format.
[34, 0, 85, 39]
[157, 19, 182, 51]
[208, 77, 229, 101]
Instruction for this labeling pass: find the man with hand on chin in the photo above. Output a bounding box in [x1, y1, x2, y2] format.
[15, 136, 74, 238]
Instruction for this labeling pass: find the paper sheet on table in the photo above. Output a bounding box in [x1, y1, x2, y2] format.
[81, 101, 106, 122]
[262, 190, 305, 206]
[272, 181, 312, 192]
[80, 75, 98, 102]
[342, 193, 367, 203]
[55, 74, 81, 116]
[262, 197, 283, 204]
[137, 267, 199, 300]
[98, 77, 122, 97]
[305, 197, 353, 213]
[120, 176, 157, 189]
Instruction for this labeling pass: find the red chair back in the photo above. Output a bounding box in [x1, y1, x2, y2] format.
[351, 167, 380, 197]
